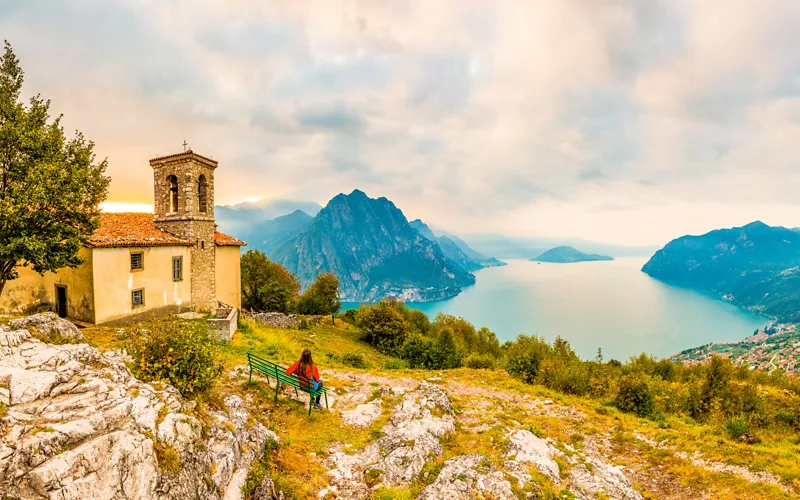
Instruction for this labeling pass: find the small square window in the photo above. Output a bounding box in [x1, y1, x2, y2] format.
[131, 289, 144, 307]
[172, 256, 183, 281]
[130, 252, 143, 270]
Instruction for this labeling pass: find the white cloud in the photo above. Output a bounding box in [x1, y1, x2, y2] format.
[3, 0, 800, 245]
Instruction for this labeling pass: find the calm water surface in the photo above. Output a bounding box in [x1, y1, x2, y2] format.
[345, 258, 766, 360]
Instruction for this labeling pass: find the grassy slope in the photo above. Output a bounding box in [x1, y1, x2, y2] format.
[80, 318, 800, 499]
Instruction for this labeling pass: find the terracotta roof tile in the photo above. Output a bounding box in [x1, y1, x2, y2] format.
[88, 213, 192, 248]
[215, 231, 246, 246]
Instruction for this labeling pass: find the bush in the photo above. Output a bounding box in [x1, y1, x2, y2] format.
[401, 334, 435, 369]
[465, 353, 496, 369]
[432, 314, 501, 358]
[540, 357, 591, 396]
[503, 335, 552, 384]
[653, 359, 677, 381]
[774, 405, 800, 430]
[340, 309, 357, 324]
[724, 415, 751, 440]
[341, 352, 367, 369]
[431, 328, 461, 369]
[358, 301, 410, 355]
[125, 319, 223, 398]
[399, 329, 461, 370]
[614, 375, 655, 418]
[383, 358, 405, 370]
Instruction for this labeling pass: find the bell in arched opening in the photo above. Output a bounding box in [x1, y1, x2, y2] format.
[198, 174, 208, 213]
[167, 175, 179, 213]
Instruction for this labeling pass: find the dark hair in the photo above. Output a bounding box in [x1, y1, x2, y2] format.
[298, 348, 314, 376]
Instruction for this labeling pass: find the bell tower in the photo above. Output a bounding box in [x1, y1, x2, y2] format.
[150, 150, 217, 310]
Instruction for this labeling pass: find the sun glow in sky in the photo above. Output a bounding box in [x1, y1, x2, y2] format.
[4, 1, 800, 245]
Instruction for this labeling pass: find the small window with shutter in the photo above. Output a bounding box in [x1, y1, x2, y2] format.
[172, 256, 183, 281]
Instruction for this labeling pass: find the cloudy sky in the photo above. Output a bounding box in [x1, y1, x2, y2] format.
[3, 0, 800, 245]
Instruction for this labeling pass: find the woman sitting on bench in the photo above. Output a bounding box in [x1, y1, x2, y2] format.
[286, 348, 324, 410]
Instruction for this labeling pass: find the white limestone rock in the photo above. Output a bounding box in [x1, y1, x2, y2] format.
[0, 316, 272, 500]
[419, 454, 515, 500]
[505, 429, 561, 485]
[8, 312, 84, 342]
[341, 399, 382, 427]
[326, 382, 456, 498]
[569, 457, 644, 500]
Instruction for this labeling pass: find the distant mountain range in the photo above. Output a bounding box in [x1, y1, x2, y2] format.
[409, 219, 505, 272]
[460, 233, 657, 260]
[532, 246, 613, 263]
[215, 198, 322, 241]
[642, 221, 800, 322]
[215, 192, 511, 302]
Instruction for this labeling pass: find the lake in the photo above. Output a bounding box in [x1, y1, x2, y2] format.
[344, 258, 767, 360]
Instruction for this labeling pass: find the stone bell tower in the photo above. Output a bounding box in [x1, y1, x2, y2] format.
[150, 150, 217, 310]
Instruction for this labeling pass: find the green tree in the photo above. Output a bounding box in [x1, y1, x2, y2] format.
[240, 250, 300, 312]
[296, 272, 341, 323]
[357, 300, 409, 355]
[432, 328, 460, 369]
[0, 41, 110, 297]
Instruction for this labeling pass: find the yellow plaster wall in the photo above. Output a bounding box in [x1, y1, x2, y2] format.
[214, 246, 241, 308]
[92, 246, 192, 324]
[0, 249, 95, 323]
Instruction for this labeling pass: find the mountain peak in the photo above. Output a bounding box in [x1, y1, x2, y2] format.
[743, 220, 770, 230]
[272, 192, 475, 302]
[348, 189, 368, 198]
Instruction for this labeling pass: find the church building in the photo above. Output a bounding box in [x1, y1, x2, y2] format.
[0, 150, 245, 325]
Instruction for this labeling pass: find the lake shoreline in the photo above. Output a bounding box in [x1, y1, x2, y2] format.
[343, 258, 767, 361]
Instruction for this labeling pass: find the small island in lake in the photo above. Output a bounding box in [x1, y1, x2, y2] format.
[531, 245, 614, 263]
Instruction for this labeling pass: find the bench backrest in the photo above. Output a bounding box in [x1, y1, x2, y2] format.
[247, 352, 326, 394]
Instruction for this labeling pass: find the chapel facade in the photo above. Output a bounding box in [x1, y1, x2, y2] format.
[0, 150, 244, 325]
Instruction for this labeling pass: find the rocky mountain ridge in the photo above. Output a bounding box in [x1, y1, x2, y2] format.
[409, 219, 505, 272]
[271, 190, 476, 302]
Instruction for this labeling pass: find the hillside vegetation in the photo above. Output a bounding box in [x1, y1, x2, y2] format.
[75, 305, 800, 499]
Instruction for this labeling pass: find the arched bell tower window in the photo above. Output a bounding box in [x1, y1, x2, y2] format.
[198, 175, 208, 213]
[167, 175, 179, 213]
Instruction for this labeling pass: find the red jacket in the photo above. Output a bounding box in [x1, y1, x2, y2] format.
[286, 361, 319, 388]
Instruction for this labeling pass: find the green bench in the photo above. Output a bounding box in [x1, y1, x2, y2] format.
[246, 352, 329, 416]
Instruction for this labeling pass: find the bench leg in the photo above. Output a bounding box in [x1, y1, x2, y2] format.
[308, 395, 313, 417]
[324, 392, 328, 409]
[274, 381, 280, 403]
[294, 387, 299, 397]
[248, 365, 252, 383]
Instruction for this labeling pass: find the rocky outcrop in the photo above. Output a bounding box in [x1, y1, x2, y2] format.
[0, 327, 273, 500]
[324, 382, 456, 498]
[569, 457, 643, 500]
[504, 429, 561, 485]
[340, 399, 382, 427]
[419, 454, 514, 500]
[7, 312, 83, 342]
